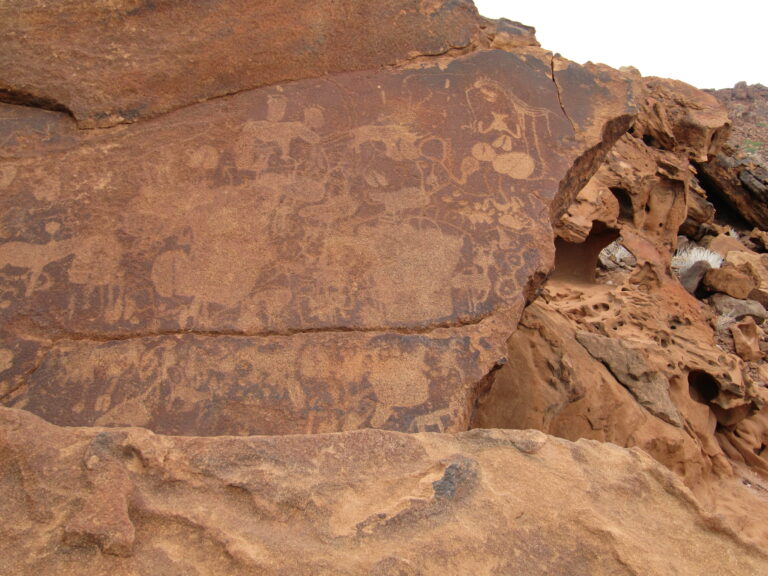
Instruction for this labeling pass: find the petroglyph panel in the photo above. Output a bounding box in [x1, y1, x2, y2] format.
[1, 49, 634, 434]
[7, 330, 497, 435]
[1, 51, 569, 337]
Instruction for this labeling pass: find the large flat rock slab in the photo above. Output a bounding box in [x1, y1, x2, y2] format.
[0, 0, 482, 127]
[1, 47, 634, 435]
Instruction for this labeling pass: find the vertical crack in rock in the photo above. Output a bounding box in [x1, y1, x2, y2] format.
[467, 359, 507, 429]
[550, 55, 576, 133]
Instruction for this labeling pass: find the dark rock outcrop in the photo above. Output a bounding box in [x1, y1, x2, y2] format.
[697, 83, 768, 228]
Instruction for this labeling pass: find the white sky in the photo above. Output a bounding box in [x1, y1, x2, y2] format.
[474, 0, 766, 89]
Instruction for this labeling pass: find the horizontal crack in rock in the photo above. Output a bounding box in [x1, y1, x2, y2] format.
[28, 314, 498, 345]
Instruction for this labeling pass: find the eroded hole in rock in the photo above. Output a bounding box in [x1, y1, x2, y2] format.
[609, 187, 634, 222]
[642, 133, 658, 148]
[687, 370, 752, 427]
[553, 221, 619, 283]
[688, 370, 719, 404]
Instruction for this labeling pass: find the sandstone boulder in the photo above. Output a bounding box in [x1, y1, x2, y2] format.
[679, 259, 711, 294]
[703, 264, 758, 299]
[710, 293, 768, 322]
[1, 406, 766, 575]
[707, 233, 753, 257]
[731, 317, 763, 362]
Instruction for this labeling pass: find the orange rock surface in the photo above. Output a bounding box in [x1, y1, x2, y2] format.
[2, 1, 768, 573]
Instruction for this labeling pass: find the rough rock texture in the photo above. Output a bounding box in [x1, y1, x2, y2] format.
[709, 293, 767, 322]
[553, 76, 729, 270]
[574, 331, 683, 427]
[0, 0, 486, 128]
[474, 65, 768, 552]
[471, 276, 768, 547]
[731, 317, 763, 361]
[708, 82, 768, 165]
[3, 1, 768, 573]
[0, 23, 636, 436]
[698, 83, 768, 228]
[698, 154, 768, 229]
[2, 406, 767, 576]
[703, 264, 758, 299]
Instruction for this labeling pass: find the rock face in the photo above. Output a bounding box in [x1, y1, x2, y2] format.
[708, 82, 768, 165]
[698, 154, 768, 229]
[3, 1, 768, 573]
[0, 0, 484, 128]
[2, 406, 767, 575]
[574, 331, 684, 427]
[698, 83, 768, 228]
[0, 15, 635, 436]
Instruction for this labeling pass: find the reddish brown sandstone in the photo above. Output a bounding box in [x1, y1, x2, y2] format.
[2, 1, 768, 573]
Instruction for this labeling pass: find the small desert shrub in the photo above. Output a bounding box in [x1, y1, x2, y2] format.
[671, 245, 723, 275]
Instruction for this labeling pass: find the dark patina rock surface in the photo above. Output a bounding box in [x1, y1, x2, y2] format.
[1, 25, 633, 435]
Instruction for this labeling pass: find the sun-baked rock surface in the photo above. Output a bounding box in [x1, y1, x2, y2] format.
[1, 36, 636, 435]
[3, 0, 768, 572]
[2, 406, 766, 575]
[468, 63, 768, 549]
[0, 0, 488, 128]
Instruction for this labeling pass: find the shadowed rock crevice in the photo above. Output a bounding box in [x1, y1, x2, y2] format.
[467, 358, 507, 429]
[689, 370, 720, 405]
[550, 55, 577, 133]
[16, 315, 496, 344]
[0, 88, 74, 118]
[610, 186, 635, 223]
[552, 221, 620, 283]
[693, 158, 759, 230]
